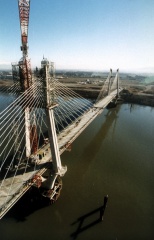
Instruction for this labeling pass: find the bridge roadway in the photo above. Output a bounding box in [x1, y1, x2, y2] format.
[0, 88, 122, 219]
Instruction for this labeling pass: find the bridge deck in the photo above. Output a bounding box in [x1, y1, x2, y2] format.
[0, 88, 121, 219]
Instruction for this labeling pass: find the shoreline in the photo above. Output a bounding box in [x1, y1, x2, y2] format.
[71, 88, 154, 107]
[0, 81, 154, 107]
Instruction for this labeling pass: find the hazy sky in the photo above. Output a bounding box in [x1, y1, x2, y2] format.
[0, 0, 154, 72]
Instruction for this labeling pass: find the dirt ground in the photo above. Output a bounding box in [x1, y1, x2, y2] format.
[58, 76, 154, 95]
[0, 76, 154, 95]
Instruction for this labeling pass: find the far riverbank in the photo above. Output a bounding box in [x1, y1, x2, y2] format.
[1, 78, 154, 107]
[72, 88, 154, 107]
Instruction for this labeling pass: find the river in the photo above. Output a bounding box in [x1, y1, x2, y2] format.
[0, 103, 154, 240]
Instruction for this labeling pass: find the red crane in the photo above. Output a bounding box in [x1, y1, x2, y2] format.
[18, 0, 37, 156]
[18, 0, 32, 91]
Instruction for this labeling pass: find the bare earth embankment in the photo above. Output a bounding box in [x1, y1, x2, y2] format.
[58, 76, 154, 106]
[1, 76, 154, 106]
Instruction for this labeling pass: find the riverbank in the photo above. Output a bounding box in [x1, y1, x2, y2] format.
[58, 77, 154, 106]
[1, 78, 154, 107]
[71, 87, 154, 107]
[121, 90, 154, 107]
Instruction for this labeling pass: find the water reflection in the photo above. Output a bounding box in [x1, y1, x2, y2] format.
[81, 108, 119, 169]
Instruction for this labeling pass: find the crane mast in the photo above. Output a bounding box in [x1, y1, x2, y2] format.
[18, 0, 32, 90]
[19, 0, 30, 58]
[18, 0, 36, 157]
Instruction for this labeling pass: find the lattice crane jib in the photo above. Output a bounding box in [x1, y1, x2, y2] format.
[19, 0, 30, 57]
[17, 0, 35, 157]
[18, 0, 32, 91]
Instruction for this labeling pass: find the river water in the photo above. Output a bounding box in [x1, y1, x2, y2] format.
[0, 103, 154, 240]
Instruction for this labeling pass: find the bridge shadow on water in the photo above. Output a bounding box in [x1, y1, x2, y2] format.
[80, 107, 119, 172]
[70, 196, 108, 239]
[68, 108, 116, 239]
[5, 187, 51, 221]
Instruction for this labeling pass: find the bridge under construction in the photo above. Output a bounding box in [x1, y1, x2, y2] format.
[0, 0, 122, 219]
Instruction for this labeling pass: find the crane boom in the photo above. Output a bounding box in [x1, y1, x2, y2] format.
[18, 0, 30, 57]
[18, 0, 35, 157]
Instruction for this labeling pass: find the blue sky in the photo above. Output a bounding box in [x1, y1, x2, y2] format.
[0, 0, 154, 72]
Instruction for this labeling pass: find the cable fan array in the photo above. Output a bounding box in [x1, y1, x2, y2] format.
[0, 79, 93, 185]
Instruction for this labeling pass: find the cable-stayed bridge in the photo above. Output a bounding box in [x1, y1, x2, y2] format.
[0, 0, 122, 219]
[0, 66, 122, 219]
